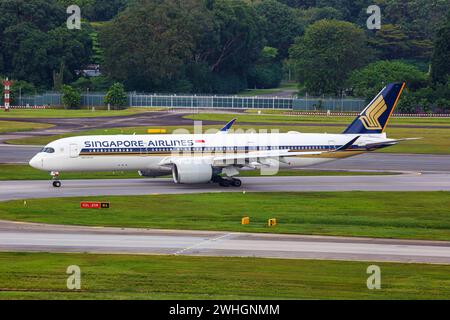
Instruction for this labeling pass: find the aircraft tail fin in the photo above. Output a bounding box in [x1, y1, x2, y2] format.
[343, 82, 406, 134]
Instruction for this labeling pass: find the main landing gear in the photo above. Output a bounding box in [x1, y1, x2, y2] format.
[50, 171, 62, 188]
[213, 176, 242, 188]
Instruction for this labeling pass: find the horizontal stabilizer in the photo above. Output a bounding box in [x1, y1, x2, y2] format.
[364, 137, 422, 149]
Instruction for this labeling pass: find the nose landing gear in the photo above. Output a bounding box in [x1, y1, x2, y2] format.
[50, 171, 61, 188]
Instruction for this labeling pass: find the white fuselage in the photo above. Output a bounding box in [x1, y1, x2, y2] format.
[29, 132, 389, 174]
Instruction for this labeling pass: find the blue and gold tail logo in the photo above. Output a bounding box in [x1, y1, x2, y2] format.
[360, 95, 387, 130]
[343, 83, 405, 134]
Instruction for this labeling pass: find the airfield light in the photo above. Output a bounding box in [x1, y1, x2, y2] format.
[3, 78, 11, 112]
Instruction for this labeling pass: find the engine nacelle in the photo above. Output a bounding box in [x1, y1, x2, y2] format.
[138, 167, 171, 178]
[172, 158, 213, 184]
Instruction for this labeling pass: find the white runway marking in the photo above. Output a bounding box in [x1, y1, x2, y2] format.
[174, 233, 234, 255]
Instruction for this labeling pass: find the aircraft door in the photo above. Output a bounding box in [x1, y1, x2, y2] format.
[328, 140, 336, 151]
[70, 144, 80, 158]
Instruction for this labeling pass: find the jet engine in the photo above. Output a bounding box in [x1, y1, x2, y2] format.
[138, 167, 171, 178]
[171, 158, 213, 184]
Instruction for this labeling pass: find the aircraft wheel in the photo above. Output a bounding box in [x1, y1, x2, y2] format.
[231, 179, 242, 187]
[219, 179, 231, 187]
[52, 181, 61, 188]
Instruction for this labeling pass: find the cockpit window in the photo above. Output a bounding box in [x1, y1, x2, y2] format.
[40, 147, 55, 154]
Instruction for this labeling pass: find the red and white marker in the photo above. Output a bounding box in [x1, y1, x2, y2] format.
[3, 78, 11, 112]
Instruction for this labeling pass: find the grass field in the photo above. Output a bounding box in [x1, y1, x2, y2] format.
[0, 120, 53, 134]
[1, 192, 449, 240]
[1, 252, 449, 299]
[0, 164, 391, 181]
[6, 122, 450, 155]
[0, 108, 160, 119]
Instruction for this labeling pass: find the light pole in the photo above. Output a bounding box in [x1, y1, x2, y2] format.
[87, 88, 90, 110]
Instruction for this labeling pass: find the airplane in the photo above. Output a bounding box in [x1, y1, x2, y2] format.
[29, 82, 417, 188]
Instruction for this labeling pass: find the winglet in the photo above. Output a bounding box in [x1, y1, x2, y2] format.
[218, 118, 237, 134]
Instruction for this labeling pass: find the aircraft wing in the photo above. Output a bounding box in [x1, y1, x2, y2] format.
[159, 136, 359, 167]
[211, 136, 359, 166]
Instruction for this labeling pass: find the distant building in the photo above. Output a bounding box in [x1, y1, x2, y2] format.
[76, 64, 101, 77]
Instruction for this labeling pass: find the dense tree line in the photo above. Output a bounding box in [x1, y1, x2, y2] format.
[0, 0, 449, 112]
[100, 0, 266, 93]
[0, 0, 93, 90]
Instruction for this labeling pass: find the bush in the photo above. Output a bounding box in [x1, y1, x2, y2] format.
[61, 85, 81, 109]
[104, 82, 127, 109]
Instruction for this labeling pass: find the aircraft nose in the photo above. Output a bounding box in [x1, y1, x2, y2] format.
[29, 155, 41, 169]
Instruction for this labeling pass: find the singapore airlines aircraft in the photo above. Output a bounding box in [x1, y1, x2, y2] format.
[30, 82, 415, 188]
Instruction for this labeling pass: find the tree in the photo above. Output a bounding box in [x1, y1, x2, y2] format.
[431, 12, 450, 85]
[87, 0, 128, 21]
[100, 0, 265, 93]
[100, 0, 203, 91]
[46, 26, 93, 84]
[0, 0, 65, 33]
[72, 76, 113, 92]
[61, 85, 81, 109]
[370, 0, 448, 60]
[396, 81, 450, 114]
[289, 19, 370, 95]
[296, 6, 344, 26]
[0, 0, 92, 88]
[248, 47, 283, 89]
[57, 0, 128, 21]
[348, 60, 428, 99]
[104, 83, 127, 109]
[255, 0, 303, 59]
[277, 0, 318, 9]
[1, 23, 52, 85]
[186, 0, 265, 93]
[368, 24, 410, 59]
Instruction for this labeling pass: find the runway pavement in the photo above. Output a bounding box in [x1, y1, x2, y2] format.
[0, 173, 449, 201]
[1, 220, 450, 264]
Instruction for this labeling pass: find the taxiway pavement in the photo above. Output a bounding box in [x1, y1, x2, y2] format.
[0, 173, 449, 201]
[0, 220, 449, 264]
